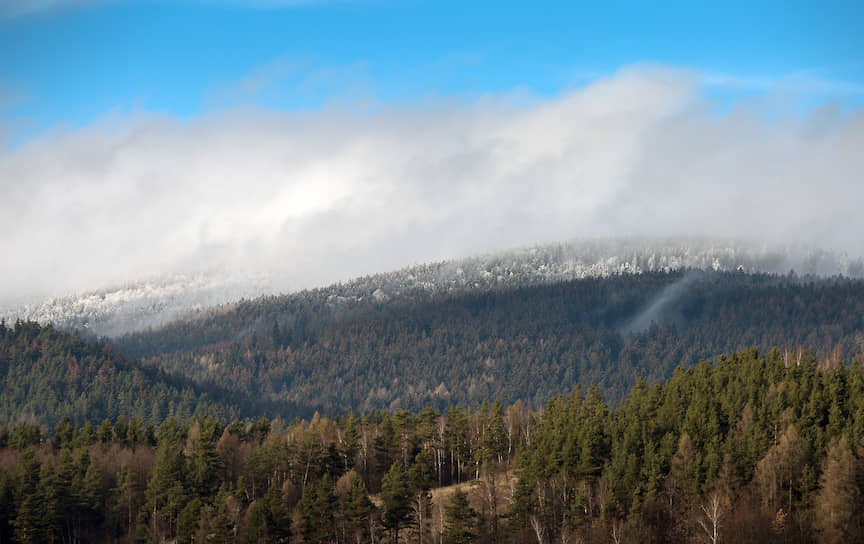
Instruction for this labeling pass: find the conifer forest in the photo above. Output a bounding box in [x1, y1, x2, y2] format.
[2, 271, 864, 542]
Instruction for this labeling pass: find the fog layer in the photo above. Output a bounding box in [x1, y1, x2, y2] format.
[1, 66, 862, 305]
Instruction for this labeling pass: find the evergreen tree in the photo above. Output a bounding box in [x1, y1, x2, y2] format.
[381, 462, 413, 543]
[189, 416, 225, 500]
[207, 490, 238, 544]
[299, 476, 337, 543]
[144, 418, 188, 541]
[12, 449, 56, 543]
[409, 449, 434, 544]
[177, 498, 202, 544]
[340, 412, 361, 472]
[97, 419, 113, 443]
[445, 488, 478, 544]
[263, 483, 292, 544]
[344, 477, 376, 544]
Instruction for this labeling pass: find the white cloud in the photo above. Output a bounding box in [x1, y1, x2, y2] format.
[1, 65, 862, 303]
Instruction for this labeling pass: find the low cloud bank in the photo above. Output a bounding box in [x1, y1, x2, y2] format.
[1, 66, 862, 305]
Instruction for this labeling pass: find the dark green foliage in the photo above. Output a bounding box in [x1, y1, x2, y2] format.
[344, 476, 375, 544]
[380, 462, 413, 542]
[0, 321, 249, 428]
[177, 497, 202, 543]
[512, 348, 864, 542]
[11, 449, 58, 543]
[188, 415, 226, 500]
[114, 271, 864, 416]
[445, 488, 478, 544]
[4, 268, 864, 544]
[0, 347, 862, 542]
[9, 271, 864, 427]
[298, 476, 336, 543]
[262, 483, 293, 543]
[9, 422, 42, 449]
[205, 488, 238, 544]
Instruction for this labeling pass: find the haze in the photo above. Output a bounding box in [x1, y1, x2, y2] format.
[1, 2, 863, 306]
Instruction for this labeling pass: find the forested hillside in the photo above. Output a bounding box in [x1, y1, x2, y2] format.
[1, 348, 862, 543]
[7, 238, 861, 338]
[115, 271, 864, 414]
[0, 321, 296, 427]
[5, 270, 864, 542]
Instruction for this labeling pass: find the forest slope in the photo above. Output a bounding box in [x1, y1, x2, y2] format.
[1, 348, 862, 543]
[114, 271, 864, 415]
[0, 321, 296, 427]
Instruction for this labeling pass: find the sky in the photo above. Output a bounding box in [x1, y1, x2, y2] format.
[1, 0, 863, 302]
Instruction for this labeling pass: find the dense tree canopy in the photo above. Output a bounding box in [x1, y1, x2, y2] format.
[4, 271, 864, 542]
[0, 348, 862, 542]
[0, 320, 306, 427]
[113, 271, 864, 414]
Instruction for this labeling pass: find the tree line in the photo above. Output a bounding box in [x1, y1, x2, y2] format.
[1, 347, 863, 542]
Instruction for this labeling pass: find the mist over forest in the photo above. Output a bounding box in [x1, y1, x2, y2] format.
[3, 237, 863, 338]
[3, 68, 864, 315]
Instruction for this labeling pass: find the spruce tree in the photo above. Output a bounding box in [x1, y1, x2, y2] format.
[445, 488, 477, 544]
[299, 476, 336, 543]
[344, 477, 375, 544]
[381, 462, 413, 543]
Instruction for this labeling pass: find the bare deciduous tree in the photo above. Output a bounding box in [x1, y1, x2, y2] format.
[530, 514, 546, 544]
[610, 518, 625, 544]
[696, 492, 725, 544]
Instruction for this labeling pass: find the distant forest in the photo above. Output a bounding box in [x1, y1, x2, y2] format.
[1, 348, 862, 543]
[4, 271, 864, 428]
[109, 271, 864, 416]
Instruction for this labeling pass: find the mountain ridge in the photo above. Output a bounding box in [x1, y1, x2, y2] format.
[5, 238, 862, 338]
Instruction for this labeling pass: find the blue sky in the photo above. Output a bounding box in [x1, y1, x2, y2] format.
[2, 0, 863, 145]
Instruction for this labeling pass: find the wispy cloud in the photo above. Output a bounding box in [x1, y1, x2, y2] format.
[1, 65, 862, 303]
[206, 57, 376, 110]
[703, 69, 864, 97]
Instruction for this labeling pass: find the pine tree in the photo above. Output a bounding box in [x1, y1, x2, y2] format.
[299, 476, 337, 543]
[177, 498, 202, 544]
[445, 488, 477, 544]
[409, 450, 434, 544]
[208, 491, 237, 544]
[189, 416, 225, 500]
[76, 421, 96, 447]
[264, 483, 292, 544]
[54, 417, 75, 449]
[344, 477, 376, 544]
[341, 412, 361, 472]
[145, 418, 188, 541]
[97, 419, 113, 443]
[12, 449, 56, 543]
[381, 462, 413, 543]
